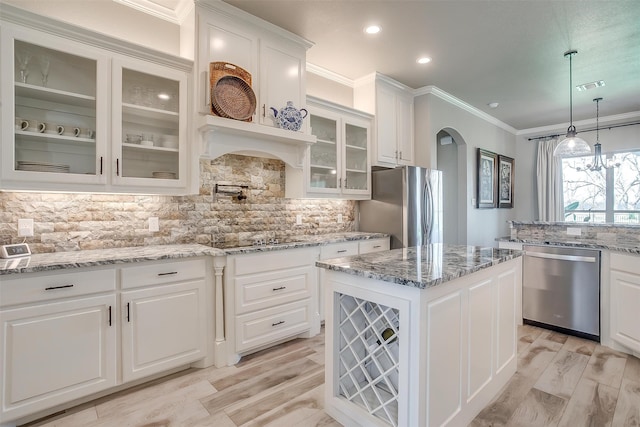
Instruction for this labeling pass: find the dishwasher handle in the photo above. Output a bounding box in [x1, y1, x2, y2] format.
[524, 251, 597, 263]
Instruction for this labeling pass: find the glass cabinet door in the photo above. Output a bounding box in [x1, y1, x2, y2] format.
[114, 62, 184, 187]
[309, 114, 339, 191]
[5, 36, 107, 184]
[343, 122, 369, 192]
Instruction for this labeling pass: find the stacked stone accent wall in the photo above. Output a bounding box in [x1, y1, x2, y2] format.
[509, 221, 640, 248]
[0, 155, 356, 252]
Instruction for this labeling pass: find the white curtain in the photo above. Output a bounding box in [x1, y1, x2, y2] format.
[536, 138, 564, 221]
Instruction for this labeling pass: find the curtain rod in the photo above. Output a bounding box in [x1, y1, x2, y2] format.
[527, 121, 640, 141]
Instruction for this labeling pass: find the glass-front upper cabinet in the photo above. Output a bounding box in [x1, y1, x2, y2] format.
[1, 29, 109, 189]
[309, 113, 340, 193]
[306, 97, 371, 199]
[112, 59, 187, 189]
[343, 122, 369, 193]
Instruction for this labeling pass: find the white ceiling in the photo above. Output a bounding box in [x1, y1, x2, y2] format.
[219, 0, 640, 132]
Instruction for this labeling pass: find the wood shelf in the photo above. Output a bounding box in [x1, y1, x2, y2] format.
[15, 82, 95, 109]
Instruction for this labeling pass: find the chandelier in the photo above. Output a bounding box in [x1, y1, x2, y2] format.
[583, 98, 620, 171]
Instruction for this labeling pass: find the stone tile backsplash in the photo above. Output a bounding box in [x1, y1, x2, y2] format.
[509, 221, 640, 248]
[0, 155, 356, 253]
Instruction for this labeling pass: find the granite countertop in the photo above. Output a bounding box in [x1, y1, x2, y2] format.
[222, 232, 389, 255]
[496, 237, 640, 255]
[315, 243, 523, 289]
[0, 244, 225, 276]
[0, 232, 389, 276]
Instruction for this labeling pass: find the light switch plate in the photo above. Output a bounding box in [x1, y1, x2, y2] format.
[148, 217, 159, 232]
[566, 227, 582, 236]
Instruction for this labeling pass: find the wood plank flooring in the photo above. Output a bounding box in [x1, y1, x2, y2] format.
[24, 325, 640, 427]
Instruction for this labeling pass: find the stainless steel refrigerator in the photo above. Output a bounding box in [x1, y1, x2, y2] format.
[359, 166, 443, 249]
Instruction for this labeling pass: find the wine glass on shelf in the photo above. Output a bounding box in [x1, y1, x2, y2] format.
[40, 55, 51, 87]
[15, 50, 32, 84]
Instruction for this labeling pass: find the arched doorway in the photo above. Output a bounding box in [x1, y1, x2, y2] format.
[436, 128, 467, 245]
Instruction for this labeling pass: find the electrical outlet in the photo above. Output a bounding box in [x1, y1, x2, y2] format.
[18, 218, 34, 237]
[148, 217, 159, 232]
[337, 214, 343, 223]
[566, 227, 581, 236]
[296, 214, 302, 225]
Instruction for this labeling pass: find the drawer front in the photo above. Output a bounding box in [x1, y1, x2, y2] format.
[235, 299, 312, 352]
[236, 266, 314, 314]
[121, 259, 206, 290]
[320, 242, 359, 260]
[232, 247, 318, 276]
[610, 252, 640, 274]
[359, 238, 390, 254]
[0, 268, 116, 307]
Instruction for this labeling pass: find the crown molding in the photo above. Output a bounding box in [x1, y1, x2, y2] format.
[516, 110, 640, 137]
[113, 0, 194, 24]
[306, 63, 354, 88]
[415, 86, 517, 135]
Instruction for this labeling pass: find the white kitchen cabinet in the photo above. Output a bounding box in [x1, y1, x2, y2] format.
[196, 1, 310, 128]
[318, 237, 390, 322]
[0, 269, 117, 424]
[286, 97, 371, 199]
[609, 252, 640, 353]
[224, 247, 319, 364]
[354, 73, 414, 167]
[0, 7, 193, 194]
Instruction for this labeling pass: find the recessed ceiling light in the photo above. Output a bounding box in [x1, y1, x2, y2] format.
[488, 102, 499, 108]
[417, 57, 432, 64]
[364, 25, 381, 34]
[576, 80, 605, 91]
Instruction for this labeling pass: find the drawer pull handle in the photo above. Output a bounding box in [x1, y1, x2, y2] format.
[272, 286, 287, 291]
[272, 320, 285, 327]
[373, 245, 381, 248]
[126, 302, 130, 322]
[108, 305, 112, 326]
[157, 271, 178, 276]
[45, 284, 74, 291]
[337, 249, 347, 253]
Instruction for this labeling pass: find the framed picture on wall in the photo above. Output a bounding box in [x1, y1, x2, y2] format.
[498, 155, 515, 208]
[476, 148, 497, 208]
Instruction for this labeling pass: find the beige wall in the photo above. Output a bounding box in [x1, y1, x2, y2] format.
[0, 155, 356, 252]
[414, 92, 518, 247]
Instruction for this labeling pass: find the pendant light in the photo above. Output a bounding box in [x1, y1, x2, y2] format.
[554, 50, 591, 157]
[584, 98, 620, 171]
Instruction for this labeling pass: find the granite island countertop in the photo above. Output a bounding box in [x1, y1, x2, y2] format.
[1, 232, 390, 276]
[316, 243, 522, 289]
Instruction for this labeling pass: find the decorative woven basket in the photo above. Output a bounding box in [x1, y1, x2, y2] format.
[212, 76, 257, 121]
[210, 62, 253, 121]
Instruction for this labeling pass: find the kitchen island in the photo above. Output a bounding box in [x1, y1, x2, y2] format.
[317, 244, 523, 427]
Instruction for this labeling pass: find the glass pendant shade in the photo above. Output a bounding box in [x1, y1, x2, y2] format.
[554, 49, 591, 157]
[554, 125, 591, 156]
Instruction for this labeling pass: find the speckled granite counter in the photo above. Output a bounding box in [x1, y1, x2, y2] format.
[496, 237, 640, 255]
[0, 244, 224, 276]
[505, 221, 640, 255]
[1, 233, 389, 276]
[221, 232, 388, 255]
[316, 243, 522, 289]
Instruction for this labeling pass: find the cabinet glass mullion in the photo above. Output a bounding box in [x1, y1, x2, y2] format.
[12, 40, 98, 176]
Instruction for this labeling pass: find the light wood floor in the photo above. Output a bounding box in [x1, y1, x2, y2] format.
[24, 325, 640, 427]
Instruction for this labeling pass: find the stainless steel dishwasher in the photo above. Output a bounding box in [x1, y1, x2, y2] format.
[523, 244, 601, 341]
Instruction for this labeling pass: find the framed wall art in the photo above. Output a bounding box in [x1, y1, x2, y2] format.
[476, 148, 497, 208]
[498, 155, 515, 208]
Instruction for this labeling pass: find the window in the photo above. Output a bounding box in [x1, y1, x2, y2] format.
[562, 150, 640, 224]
